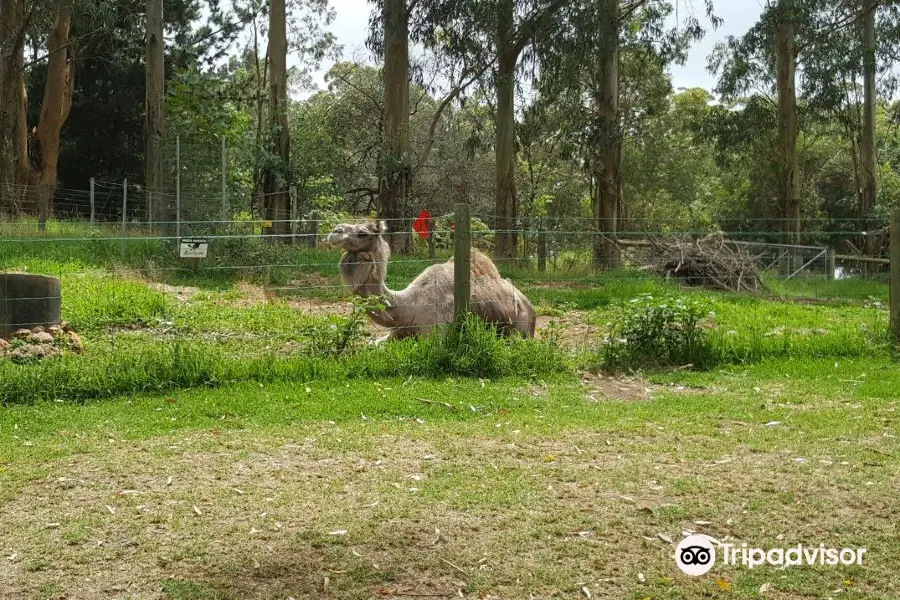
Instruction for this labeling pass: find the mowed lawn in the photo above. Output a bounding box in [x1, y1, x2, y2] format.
[1, 356, 898, 600]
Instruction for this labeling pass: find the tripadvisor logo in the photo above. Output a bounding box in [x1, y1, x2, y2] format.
[676, 535, 716, 576]
[675, 535, 868, 576]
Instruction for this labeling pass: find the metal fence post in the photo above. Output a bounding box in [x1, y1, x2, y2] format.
[121, 179, 127, 261]
[454, 203, 471, 324]
[891, 209, 900, 344]
[89, 178, 95, 226]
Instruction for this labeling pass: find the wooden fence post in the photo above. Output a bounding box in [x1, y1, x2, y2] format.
[427, 215, 436, 260]
[826, 248, 835, 281]
[537, 227, 547, 272]
[121, 179, 127, 261]
[453, 203, 471, 324]
[307, 212, 319, 248]
[891, 209, 900, 344]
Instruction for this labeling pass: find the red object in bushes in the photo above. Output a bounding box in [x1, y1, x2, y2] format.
[413, 210, 431, 240]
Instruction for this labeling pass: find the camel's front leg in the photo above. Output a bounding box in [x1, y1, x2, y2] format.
[369, 327, 418, 345]
[371, 332, 392, 346]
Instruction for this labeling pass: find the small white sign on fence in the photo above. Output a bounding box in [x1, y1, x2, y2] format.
[180, 238, 209, 258]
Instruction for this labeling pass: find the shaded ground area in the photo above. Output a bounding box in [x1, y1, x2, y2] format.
[1, 368, 898, 600]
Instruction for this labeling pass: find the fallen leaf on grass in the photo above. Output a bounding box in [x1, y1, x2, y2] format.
[758, 582, 771, 594]
[192, 505, 202, 516]
[657, 532, 673, 544]
[581, 586, 591, 598]
[715, 578, 731, 591]
[327, 530, 347, 536]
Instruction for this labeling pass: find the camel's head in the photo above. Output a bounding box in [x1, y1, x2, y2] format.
[326, 221, 386, 252]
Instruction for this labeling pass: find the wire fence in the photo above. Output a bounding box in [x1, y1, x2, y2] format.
[0, 204, 892, 348]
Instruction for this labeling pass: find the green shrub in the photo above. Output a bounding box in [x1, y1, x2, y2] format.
[601, 294, 717, 370]
[404, 315, 568, 379]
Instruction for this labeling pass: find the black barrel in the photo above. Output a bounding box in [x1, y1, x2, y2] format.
[0, 274, 62, 337]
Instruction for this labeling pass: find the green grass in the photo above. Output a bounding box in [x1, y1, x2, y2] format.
[764, 273, 889, 302]
[0, 322, 569, 404]
[2, 220, 898, 599]
[1, 360, 897, 599]
[1, 226, 893, 402]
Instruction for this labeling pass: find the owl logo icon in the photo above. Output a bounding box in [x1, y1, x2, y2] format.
[676, 535, 717, 576]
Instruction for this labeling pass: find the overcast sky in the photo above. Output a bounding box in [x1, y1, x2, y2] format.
[301, 0, 767, 93]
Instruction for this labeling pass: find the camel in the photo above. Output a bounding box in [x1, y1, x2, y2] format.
[326, 220, 537, 343]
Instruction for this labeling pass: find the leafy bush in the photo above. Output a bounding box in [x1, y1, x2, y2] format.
[601, 294, 716, 370]
[404, 315, 568, 379]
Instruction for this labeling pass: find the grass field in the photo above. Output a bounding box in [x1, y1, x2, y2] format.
[1, 227, 897, 599]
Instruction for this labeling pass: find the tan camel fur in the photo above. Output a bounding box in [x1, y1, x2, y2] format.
[326, 220, 536, 343]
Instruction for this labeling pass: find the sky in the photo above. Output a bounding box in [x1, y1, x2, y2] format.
[301, 0, 767, 94]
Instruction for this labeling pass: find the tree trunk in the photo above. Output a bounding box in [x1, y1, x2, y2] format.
[860, 0, 877, 260]
[494, 0, 518, 262]
[495, 54, 517, 263]
[380, 0, 411, 254]
[262, 0, 290, 240]
[30, 7, 74, 231]
[0, 0, 27, 211]
[593, 0, 621, 271]
[146, 0, 165, 232]
[775, 0, 801, 275]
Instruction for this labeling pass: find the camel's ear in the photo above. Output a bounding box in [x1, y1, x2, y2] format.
[368, 220, 386, 235]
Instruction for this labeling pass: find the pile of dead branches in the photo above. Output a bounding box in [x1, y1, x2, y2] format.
[638, 232, 766, 292]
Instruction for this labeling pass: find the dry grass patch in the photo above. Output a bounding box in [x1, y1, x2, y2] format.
[1, 409, 897, 600]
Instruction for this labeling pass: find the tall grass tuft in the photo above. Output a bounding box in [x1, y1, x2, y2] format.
[0, 317, 569, 404]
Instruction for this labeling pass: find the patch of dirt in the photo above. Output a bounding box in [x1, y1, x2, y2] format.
[287, 273, 337, 288]
[212, 281, 277, 308]
[580, 371, 704, 402]
[536, 311, 600, 349]
[580, 371, 659, 401]
[287, 298, 353, 317]
[148, 282, 201, 303]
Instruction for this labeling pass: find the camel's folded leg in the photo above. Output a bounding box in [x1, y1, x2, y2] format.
[369, 327, 418, 345]
[370, 333, 392, 346]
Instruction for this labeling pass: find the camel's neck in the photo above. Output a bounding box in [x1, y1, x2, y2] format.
[339, 240, 411, 328]
[339, 239, 396, 299]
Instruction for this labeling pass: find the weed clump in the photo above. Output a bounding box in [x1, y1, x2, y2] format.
[600, 294, 717, 370]
[403, 315, 568, 379]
